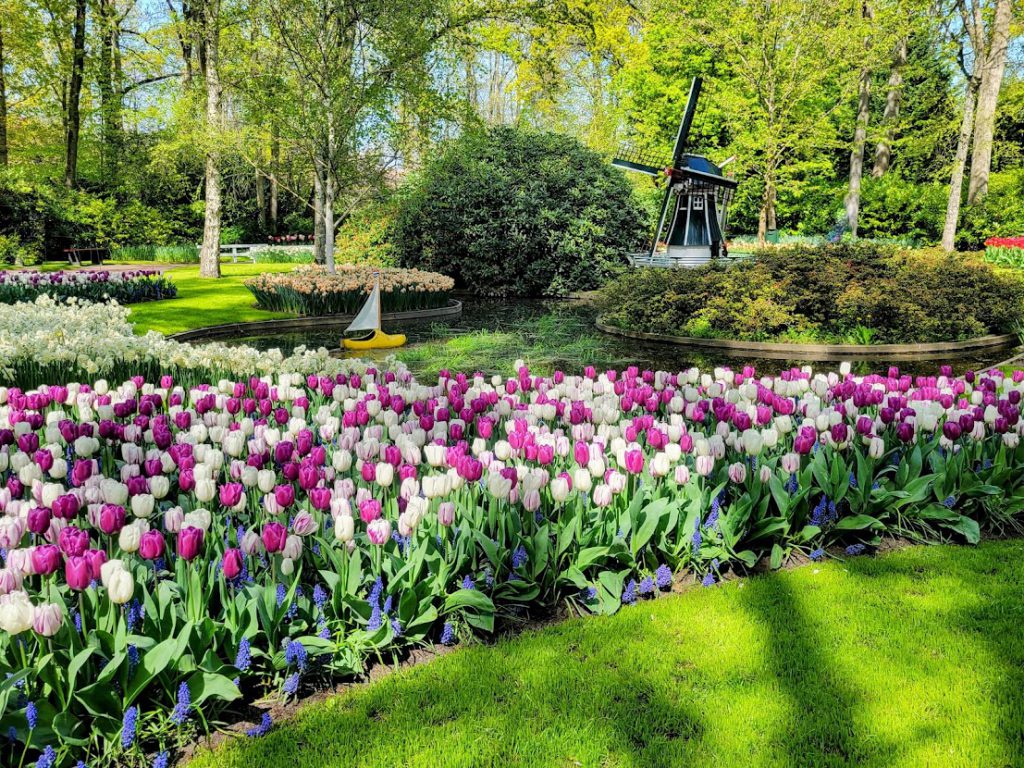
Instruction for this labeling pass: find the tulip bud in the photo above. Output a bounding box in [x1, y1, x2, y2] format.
[334, 514, 355, 542]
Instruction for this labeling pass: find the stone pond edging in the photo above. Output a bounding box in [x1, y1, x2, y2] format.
[595, 317, 1019, 362]
[168, 300, 463, 342]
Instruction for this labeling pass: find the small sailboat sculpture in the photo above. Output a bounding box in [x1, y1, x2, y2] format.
[341, 272, 407, 350]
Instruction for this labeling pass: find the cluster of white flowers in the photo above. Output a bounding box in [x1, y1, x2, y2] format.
[0, 295, 370, 380]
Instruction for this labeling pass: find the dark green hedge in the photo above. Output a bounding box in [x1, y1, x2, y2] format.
[392, 126, 648, 297]
[599, 243, 1024, 344]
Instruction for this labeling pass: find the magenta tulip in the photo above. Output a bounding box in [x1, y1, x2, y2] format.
[65, 556, 91, 590]
[261, 522, 287, 553]
[177, 526, 204, 561]
[222, 548, 244, 580]
[138, 530, 165, 561]
[31, 544, 61, 576]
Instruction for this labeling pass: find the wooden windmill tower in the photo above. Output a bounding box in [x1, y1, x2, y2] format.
[613, 77, 737, 268]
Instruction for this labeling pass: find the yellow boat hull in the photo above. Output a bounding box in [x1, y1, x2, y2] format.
[342, 329, 407, 350]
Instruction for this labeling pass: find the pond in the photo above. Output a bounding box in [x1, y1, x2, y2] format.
[217, 299, 1020, 378]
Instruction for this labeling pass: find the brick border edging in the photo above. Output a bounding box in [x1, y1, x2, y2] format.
[595, 317, 1019, 361]
[168, 300, 463, 342]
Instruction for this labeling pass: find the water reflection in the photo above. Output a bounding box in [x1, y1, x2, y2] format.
[216, 299, 1019, 377]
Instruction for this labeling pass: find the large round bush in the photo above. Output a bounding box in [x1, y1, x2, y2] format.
[392, 126, 648, 297]
[599, 243, 1024, 344]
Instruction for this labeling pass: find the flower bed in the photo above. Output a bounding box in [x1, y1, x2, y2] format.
[600, 243, 1024, 344]
[0, 296, 362, 390]
[0, 269, 177, 305]
[245, 266, 454, 316]
[2, 360, 1024, 766]
[984, 236, 1024, 268]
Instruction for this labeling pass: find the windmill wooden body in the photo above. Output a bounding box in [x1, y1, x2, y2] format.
[613, 77, 737, 268]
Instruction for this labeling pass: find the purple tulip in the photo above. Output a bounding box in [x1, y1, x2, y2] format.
[58, 526, 89, 557]
[177, 527, 204, 561]
[64, 555, 91, 591]
[219, 483, 244, 508]
[273, 484, 295, 508]
[222, 548, 244, 580]
[99, 504, 126, 535]
[261, 522, 287, 553]
[31, 544, 62, 576]
[138, 530, 165, 561]
[27, 507, 52, 535]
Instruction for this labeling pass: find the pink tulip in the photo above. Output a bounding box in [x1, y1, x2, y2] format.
[177, 526, 204, 561]
[367, 518, 391, 545]
[222, 548, 244, 580]
[99, 504, 126, 535]
[138, 530, 165, 560]
[33, 603, 63, 637]
[359, 498, 382, 524]
[31, 544, 61, 575]
[261, 522, 287, 553]
[437, 502, 455, 527]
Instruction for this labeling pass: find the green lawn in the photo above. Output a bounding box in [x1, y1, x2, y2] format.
[128, 263, 296, 334]
[189, 541, 1024, 768]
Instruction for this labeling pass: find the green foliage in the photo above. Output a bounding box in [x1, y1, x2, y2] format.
[220, 225, 247, 245]
[600, 243, 1024, 343]
[393, 126, 647, 297]
[0, 234, 39, 267]
[956, 171, 1024, 251]
[251, 247, 314, 264]
[334, 201, 398, 267]
[109, 245, 201, 263]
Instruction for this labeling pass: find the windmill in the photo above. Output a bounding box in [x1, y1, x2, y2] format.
[613, 77, 738, 268]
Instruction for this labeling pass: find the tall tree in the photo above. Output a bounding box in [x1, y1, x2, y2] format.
[872, 36, 908, 177]
[966, 0, 1013, 204]
[63, 0, 86, 186]
[197, 0, 222, 278]
[0, 17, 7, 168]
[666, 0, 857, 242]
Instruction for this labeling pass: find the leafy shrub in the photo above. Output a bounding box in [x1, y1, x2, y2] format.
[251, 246, 314, 264]
[334, 200, 398, 267]
[956, 170, 1024, 251]
[600, 243, 1024, 344]
[0, 234, 38, 267]
[393, 126, 647, 297]
[219, 224, 247, 245]
[109, 244, 200, 263]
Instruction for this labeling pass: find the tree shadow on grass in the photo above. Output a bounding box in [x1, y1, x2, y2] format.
[734, 572, 897, 767]
[201, 617, 709, 768]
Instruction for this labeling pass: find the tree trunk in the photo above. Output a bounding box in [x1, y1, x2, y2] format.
[255, 171, 267, 233]
[198, 0, 222, 279]
[757, 176, 777, 245]
[872, 37, 906, 178]
[64, 0, 87, 188]
[269, 133, 279, 235]
[0, 19, 8, 168]
[942, 76, 980, 252]
[967, 0, 1012, 205]
[845, 67, 872, 237]
[98, 0, 122, 187]
[324, 149, 336, 274]
[313, 165, 326, 264]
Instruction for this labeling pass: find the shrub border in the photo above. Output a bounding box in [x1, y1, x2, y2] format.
[595, 316, 1018, 361]
[168, 300, 463, 342]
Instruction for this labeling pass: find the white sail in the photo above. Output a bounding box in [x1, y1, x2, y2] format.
[344, 282, 381, 334]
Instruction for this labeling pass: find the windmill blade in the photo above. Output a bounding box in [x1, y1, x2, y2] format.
[612, 144, 670, 177]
